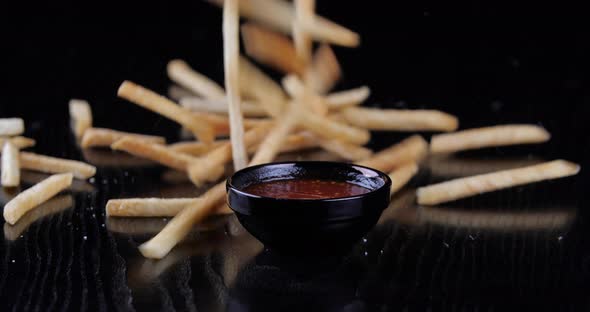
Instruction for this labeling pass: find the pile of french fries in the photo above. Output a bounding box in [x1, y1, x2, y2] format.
[1, 0, 580, 260]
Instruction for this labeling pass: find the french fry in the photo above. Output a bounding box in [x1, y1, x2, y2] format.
[0, 136, 35, 150]
[68, 99, 93, 139]
[313, 136, 372, 161]
[307, 44, 341, 94]
[180, 97, 268, 117]
[206, 0, 360, 47]
[293, 0, 315, 71]
[250, 103, 298, 165]
[19, 152, 96, 180]
[239, 57, 287, 117]
[117, 81, 215, 143]
[168, 140, 228, 156]
[190, 111, 271, 137]
[356, 135, 428, 172]
[20, 171, 95, 193]
[0, 118, 24, 136]
[247, 132, 318, 154]
[1, 142, 20, 187]
[3, 195, 73, 241]
[430, 124, 551, 154]
[167, 60, 226, 100]
[224, 0, 249, 171]
[417, 160, 580, 205]
[324, 86, 370, 110]
[427, 155, 545, 178]
[388, 162, 419, 195]
[167, 85, 195, 102]
[241, 23, 304, 75]
[80, 127, 166, 149]
[106, 198, 200, 217]
[296, 108, 371, 145]
[3, 173, 73, 225]
[111, 137, 196, 171]
[282, 74, 328, 115]
[342, 107, 459, 132]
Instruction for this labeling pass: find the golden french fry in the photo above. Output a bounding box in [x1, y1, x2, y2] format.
[19, 171, 95, 193]
[313, 136, 372, 161]
[324, 86, 370, 109]
[0, 136, 35, 150]
[430, 124, 550, 154]
[239, 57, 287, 117]
[427, 155, 545, 178]
[3, 195, 73, 241]
[3, 173, 73, 225]
[241, 23, 304, 75]
[68, 99, 93, 139]
[1, 142, 20, 187]
[356, 135, 428, 173]
[0, 118, 24, 136]
[206, 0, 360, 47]
[293, 0, 315, 71]
[80, 127, 166, 149]
[19, 152, 96, 180]
[247, 132, 318, 154]
[250, 103, 298, 165]
[417, 160, 580, 206]
[307, 44, 341, 94]
[224, 0, 249, 171]
[167, 85, 195, 102]
[342, 107, 459, 132]
[117, 81, 215, 144]
[282, 74, 328, 115]
[180, 97, 268, 117]
[167, 60, 226, 100]
[296, 108, 370, 145]
[111, 137, 196, 171]
[106, 198, 200, 217]
[168, 140, 228, 156]
[388, 162, 419, 195]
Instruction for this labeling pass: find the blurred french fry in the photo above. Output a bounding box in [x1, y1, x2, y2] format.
[168, 140, 228, 156]
[239, 57, 287, 117]
[20, 171, 95, 193]
[356, 135, 428, 172]
[117, 81, 215, 143]
[82, 148, 155, 167]
[111, 137, 196, 171]
[191, 111, 271, 137]
[388, 162, 418, 195]
[417, 160, 580, 205]
[241, 23, 304, 75]
[1, 142, 20, 187]
[342, 107, 459, 132]
[0, 136, 35, 150]
[167, 60, 226, 100]
[3, 173, 73, 225]
[282, 74, 328, 115]
[68, 99, 93, 140]
[167, 85, 195, 102]
[293, 0, 315, 71]
[430, 124, 550, 154]
[0, 118, 24, 136]
[313, 136, 372, 161]
[206, 0, 360, 47]
[3, 195, 73, 241]
[250, 103, 298, 165]
[296, 108, 370, 145]
[19, 152, 96, 180]
[81, 127, 166, 149]
[307, 44, 341, 94]
[180, 97, 268, 117]
[106, 198, 200, 217]
[325, 86, 370, 110]
[247, 132, 318, 154]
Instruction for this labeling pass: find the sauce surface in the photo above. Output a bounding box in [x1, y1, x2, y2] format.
[243, 178, 370, 199]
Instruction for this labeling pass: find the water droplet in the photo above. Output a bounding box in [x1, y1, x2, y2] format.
[364, 251, 368, 256]
[468, 235, 475, 241]
[20, 235, 23, 238]
[89, 177, 96, 183]
[443, 242, 450, 248]
[558, 236, 564, 241]
[101, 224, 106, 228]
[11, 259, 15, 263]
[83, 236, 88, 241]
[380, 249, 384, 254]
[362, 238, 368, 243]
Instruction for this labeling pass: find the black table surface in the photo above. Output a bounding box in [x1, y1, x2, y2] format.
[1, 1, 590, 311]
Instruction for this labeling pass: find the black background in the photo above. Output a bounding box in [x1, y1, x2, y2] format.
[1, 1, 590, 311]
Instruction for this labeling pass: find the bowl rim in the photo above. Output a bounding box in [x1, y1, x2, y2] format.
[226, 161, 392, 203]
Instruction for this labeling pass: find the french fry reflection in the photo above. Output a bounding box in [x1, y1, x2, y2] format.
[4, 195, 73, 241]
[82, 148, 156, 168]
[427, 155, 545, 179]
[377, 189, 420, 226]
[107, 214, 232, 236]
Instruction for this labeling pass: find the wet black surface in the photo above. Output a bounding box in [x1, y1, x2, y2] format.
[1, 1, 590, 311]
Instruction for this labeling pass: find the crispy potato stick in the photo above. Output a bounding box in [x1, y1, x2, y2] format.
[307, 44, 341, 94]
[0, 118, 24, 136]
[189, 123, 272, 186]
[282, 74, 328, 115]
[206, 0, 359, 47]
[106, 198, 200, 217]
[20, 171, 95, 193]
[3, 173, 73, 225]
[342, 107, 459, 132]
[180, 97, 268, 117]
[189, 112, 271, 137]
[241, 23, 303, 75]
[81, 127, 166, 149]
[247, 132, 318, 154]
[297, 108, 370, 145]
[19, 152, 96, 180]
[168, 140, 228, 156]
[68, 99, 93, 139]
[168, 85, 195, 102]
[224, 0, 249, 171]
[139, 182, 227, 259]
[430, 124, 551, 154]
[324, 86, 370, 109]
[250, 105, 298, 165]
[167, 60, 226, 99]
[293, 0, 314, 71]
[239, 57, 287, 117]
[3, 195, 73, 241]
[1, 142, 20, 187]
[313, 136, 372, 161]
[356, 135, 428, 173]
[417, 160, 580, 206]
[0, 136, 35, 150]
[111, 137, 196, 171]
[117, 81, 214, 143]
[388, 162, 419, 195]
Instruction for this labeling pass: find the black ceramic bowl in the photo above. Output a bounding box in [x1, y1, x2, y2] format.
[226, 161, 391, 254]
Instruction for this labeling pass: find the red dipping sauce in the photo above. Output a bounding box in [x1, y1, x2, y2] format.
[243, 178, 371, 199]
